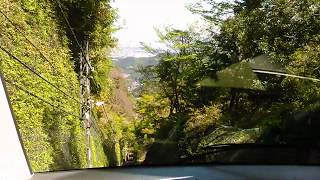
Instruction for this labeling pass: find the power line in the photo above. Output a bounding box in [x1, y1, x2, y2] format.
[0, 10, 55, 70]
[54, 0, 85, 55]
[54, 0, 96, 73]
[5, 78, 82, 120]
[2, 1, 99, 94]
[1, 2, 97, 86]
[0, 9, 77, 87]
[5, 71, 106, 163]
[0, 45, 80, 104]
[55, 0, 101, 95]
[2, 5, 105, 165]
[54, 1, 103, 165]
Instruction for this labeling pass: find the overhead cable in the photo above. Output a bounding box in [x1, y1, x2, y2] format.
[0, 45, 80, 104]
[5, 78, 82, 119]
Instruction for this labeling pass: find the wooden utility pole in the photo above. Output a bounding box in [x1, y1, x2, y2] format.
[80, 40, 92, 168]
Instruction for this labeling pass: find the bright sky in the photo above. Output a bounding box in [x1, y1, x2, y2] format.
[111, 0, 202, 56]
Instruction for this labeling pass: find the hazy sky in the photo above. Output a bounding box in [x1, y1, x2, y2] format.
[111, 0, 201, 50]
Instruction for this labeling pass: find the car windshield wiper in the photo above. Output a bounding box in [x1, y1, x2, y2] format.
[183, 143, 320, 161]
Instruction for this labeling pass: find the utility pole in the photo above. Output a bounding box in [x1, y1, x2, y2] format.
[80, 40, 92, 168]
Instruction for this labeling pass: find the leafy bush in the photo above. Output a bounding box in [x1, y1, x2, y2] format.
[184, 104, 222, 137]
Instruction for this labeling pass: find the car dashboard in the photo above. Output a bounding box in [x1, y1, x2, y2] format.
[31, 165, 320, 179]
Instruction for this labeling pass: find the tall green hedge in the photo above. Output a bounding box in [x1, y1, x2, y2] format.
[0, 0, 86, 172]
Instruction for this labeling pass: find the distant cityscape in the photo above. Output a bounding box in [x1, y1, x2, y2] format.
[111, 46, 158, 93]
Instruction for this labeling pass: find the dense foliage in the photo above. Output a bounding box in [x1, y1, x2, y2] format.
[0, 0, 86, 171]
[134, 0, 320, 162]
[0, 0, 121, 172]
[1, 0, 320, 170]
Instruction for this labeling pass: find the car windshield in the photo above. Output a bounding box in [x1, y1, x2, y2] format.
[1, 0, 320, 173]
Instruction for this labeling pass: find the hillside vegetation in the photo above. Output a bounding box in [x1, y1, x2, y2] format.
[1, 0, 320, 171]
[133, 0, 320, 163]
[0, 0, 127, 172]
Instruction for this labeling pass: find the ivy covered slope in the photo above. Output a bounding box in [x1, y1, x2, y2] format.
[55, 0, 125, 167]
[0, 0, 117, 172]
[54, 0, 138, 167]
[0, 0, 84, 171]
